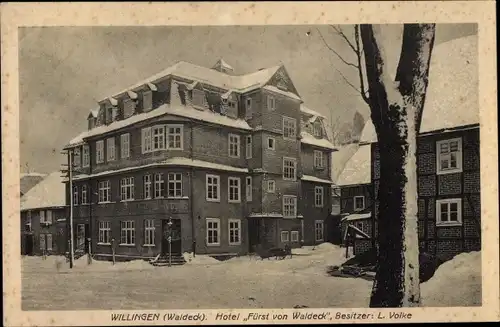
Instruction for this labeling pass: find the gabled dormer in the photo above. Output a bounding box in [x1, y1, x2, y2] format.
[87, 109, 98, 130]
[187, 81, 208, 111]
[264, 65, 300, 98]
[220, 89, 238, 119]
[212, 58, 234, 74]
[103, 97, 119, 125]
[122, 90, 137, 119]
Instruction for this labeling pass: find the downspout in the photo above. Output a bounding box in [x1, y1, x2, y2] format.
[189, 123, 196, 257]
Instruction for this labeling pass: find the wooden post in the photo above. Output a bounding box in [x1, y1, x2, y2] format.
[111, 238, 116, 265]
[68, 150, 75, 268]
[87, 238, 92, 265]
[345, 228, 349, 259]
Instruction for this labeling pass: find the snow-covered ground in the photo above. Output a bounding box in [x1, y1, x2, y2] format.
[21, 244, 481, 310]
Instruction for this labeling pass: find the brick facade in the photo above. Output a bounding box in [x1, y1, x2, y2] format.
[20, 208, 67, 256]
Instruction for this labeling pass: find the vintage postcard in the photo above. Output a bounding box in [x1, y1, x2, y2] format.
[2, 1, 498, 326]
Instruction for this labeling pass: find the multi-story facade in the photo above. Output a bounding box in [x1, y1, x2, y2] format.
[63, 59, 335, 260]
[20, 172, 67, 256]
[343, 34, 480, 261]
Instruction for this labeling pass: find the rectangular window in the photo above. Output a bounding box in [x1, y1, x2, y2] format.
[120, 133, 130, 158]
[206, 218, 220, 246]
[46, 210, 52, 224]
[25, 211, 32, 232]
[280, 231, 289, 243]
[154, 173, 165, 198]
[315, 220, 324, 242]
[314, 150, 324, 169]
[283, 157, 297, 180]
[228, 219, 241, 245]
[228, 133, 240, 158]
[267, 95, 276, 111]
[120, 221, 135, 245]
[246, 177, 252, 202]
[120, 177, 135, 201]
[96, 140, 104, 163]
[355, 221, 364, 231]
[291, 231, 299, 242]
[81, 185, 88, 204]
[313, 122, 322, 137]
[152, 126, 165, 151]
[315, 186, 324, 207]
[98, 180, 111, 203]
[354, 196, 365, 211]
[192, 89, 207, 108]
[436, 138, 463, 174]
[436, 198, 462, 226]
[40, 210, 45, 223]
[141, 127, 152, 153]
[144, 219, 155, 246]
[267, 180, 276, 193]
[206, 174, 220, 202]
[82, 144, 90, 167]
[283, 195, 297, 218]
[39, 234, 46, 250]
[228, 177, 241, 203]
[106, 137, 116, 161]
[246, 135, 252, 159]
[168, 173, 182, 198]
[167, 125, 183, 150]
[267, 137, 276, 150]
[143, 175, 152, 199]
[46, 234, 53, 251]
[143, 90, 153, 111]
[73, 148, 81, 168]
[73, 186, 79, 205]
[245, 98, 252, 118]
[98, 221, 111, 244]
[283, 116, 297, 139]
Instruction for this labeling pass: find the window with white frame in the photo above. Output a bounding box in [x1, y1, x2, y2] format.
[143, 174, 152, 199]
[120, 133, 130, 158]
[168, 173, 182, 198]
[141, 127, 152, 153]
[315, 186, 324, 207]
[314, 150, 324, 169]
[98, 180, 111, 203]
[120, 177, 134, 201]
[283, 195, 297, 218]
[246, 177, 252, 202]
[436, 138, 463, 174]
[39, 210, 45, 223]
[144, 219, 155, 246]
[98, 221, 111, 244]
[283, 116, 297, 139]
[152, 126, 165, 151]
[120, 221, 135, 245]
[280, 231, 289, 242]
[25, 211, 32, 232]
[267, 95, 276, 111]
[267, 137, 276, 150]
[267, 180, 276, 193]
[82, 144, 90, 167]
[283, 157, 297, 180]
[143, 90, 153, 111]
[436, 198, 462, 226]
[315, 220, 324, 242]
[167, 125, 183, 150]
[46, 234, 53, 251]
[228, 177, 241, 203]
[46, 210, 52, 224]
[154, 173, 164, 198]
[228, 219, 241, 245]
[107, 137, 116, 161]
[73, 148, 81, 168]
[291, 231, 299, 242]
[206, 174, 220, 202]
[73, 185, 79, 205]
[354, 196, 365, 211]
[206, 218, 220, 246]
[246, 135, 252, 159]
[81, 185, 88, 204]
[228, 134, 240, 158]
[96, 140, 104, 163]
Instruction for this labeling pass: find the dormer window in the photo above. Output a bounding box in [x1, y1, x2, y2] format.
[313, 122, 322, 137]
[192, 89, 207, 109]
[143, 90, 153, 112]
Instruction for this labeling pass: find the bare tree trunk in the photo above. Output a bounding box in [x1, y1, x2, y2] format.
[360, 24, 436, 307]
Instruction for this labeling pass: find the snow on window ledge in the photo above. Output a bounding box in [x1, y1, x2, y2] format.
[436, 222, 463, 227]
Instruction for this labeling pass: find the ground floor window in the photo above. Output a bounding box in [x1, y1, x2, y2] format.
[280, 230, 289, 243]
[291, 231, 299, 242]
[120, 221, 135, 245]
[315, 220, 324, 242]
[76, 224, 86, 248]
[144, 219, 155, 246]
[98, 221, 111, 244]
[206, 218, 220, 246]
[436, 198, 462, 226]
[228, 219, 241, 245]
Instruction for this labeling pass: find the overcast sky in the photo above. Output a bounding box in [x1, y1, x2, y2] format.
[19, 24, 477, 174]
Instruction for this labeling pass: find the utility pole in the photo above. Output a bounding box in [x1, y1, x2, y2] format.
[62, 150, 75, 268]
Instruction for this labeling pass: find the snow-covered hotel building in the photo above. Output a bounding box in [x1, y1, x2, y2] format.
[337, 34, 481, 261]
[63, 59, 335, 260]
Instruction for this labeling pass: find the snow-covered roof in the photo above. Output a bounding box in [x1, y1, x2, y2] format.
[300, 131, 336, 150]
[104, 61, 281, 101]
[301, 175, 334, 184]
[330, 143, 360, 184]
[215, 58, 234, 71]
[67, 103, 251, 146]
[21, 171, 66, 211]
[262, 85, 301, 101]
[20, 172, 46, 178]
[342, 212, 371, 222]
[300, 104, 326, 119]
[336, 144, 371, 186]
[70, 157, 248, 181]
[249, 213, 283, 218]
[360, 34, 479, 144]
